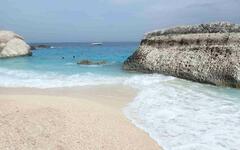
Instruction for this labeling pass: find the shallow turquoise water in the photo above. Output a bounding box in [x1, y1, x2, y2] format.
[0, 42, 137, 76]
[0, 42, 240, 150]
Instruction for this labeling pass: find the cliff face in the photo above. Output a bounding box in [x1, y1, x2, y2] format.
[123, 22, 240, 88]
[0, 30, 32, 58]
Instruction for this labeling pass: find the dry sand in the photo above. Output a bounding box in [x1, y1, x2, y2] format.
[0, 85, 161, 150]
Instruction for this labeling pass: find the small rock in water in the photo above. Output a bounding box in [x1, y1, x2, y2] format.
[30, 44, 51, 50]
[77, 60, 107, 65]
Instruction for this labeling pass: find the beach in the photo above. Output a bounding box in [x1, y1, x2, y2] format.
[0, 85, 161, 150]
[1, 42, 240, 150]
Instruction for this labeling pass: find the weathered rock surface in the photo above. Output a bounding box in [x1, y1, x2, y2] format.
[123, 22, 240, 88]
[77, 60, 107, 65]
[0, 30, 32, 58]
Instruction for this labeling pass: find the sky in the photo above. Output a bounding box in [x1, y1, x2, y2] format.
[0, 0, 239, 43]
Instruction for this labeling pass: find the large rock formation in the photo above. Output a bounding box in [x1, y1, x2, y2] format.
[123, 22, 240, 88]
[0, 30, 32, 58]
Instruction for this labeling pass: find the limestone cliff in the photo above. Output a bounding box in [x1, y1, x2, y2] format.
[0, 30, 32, 58]
[123, 22, 240, 88]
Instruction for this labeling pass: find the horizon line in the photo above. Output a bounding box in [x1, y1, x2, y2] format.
[28, 41, 140, 44]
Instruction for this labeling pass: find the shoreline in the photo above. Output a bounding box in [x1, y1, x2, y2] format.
[0, 85, 162, 150]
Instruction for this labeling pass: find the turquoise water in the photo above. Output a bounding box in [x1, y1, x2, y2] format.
[0, 42, 240, 150]
[0, 42, 137, 76]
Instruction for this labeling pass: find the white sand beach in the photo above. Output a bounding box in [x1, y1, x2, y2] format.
[0, 85, 162, 150]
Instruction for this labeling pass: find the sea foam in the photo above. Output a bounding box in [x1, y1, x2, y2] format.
[124, 76, 240, 150]
[0, 67, 123, 88]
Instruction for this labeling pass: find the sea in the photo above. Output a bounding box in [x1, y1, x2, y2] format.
[0, 42, 240, 150]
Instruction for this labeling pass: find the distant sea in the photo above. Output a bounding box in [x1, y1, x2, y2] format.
[0, 42, 240, 150]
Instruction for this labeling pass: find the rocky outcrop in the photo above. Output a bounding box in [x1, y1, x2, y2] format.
[0, 30, 32, 58]
[123, 22, 240, 88]
[30, 44, 51, 50]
